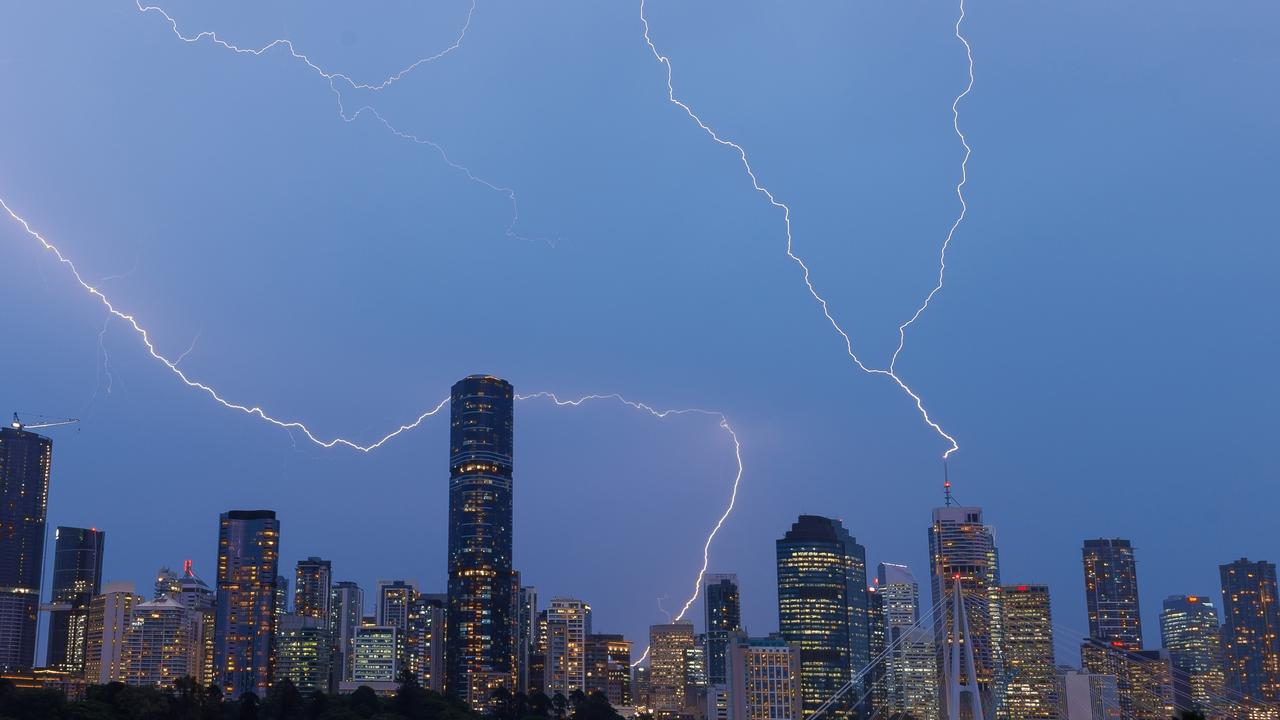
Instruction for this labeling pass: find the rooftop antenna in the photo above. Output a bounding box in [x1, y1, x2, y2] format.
[943, 460, 954, 506]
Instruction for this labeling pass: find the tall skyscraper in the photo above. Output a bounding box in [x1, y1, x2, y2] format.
[866, 585, 887, 714]
[446, 374, 517, 705]
[877, 563, 938, 720]
[330, 581, 364, 684]
[46, 526, 105, 673]
[1081, 538, 1143, 649]
[725, 635, 803, 720]
[173, 561, 216, 686]
[776, 514, 869, 716]
[294, 557, 331, 625]
[84, 581, 142, 684]
[0, 425, 52, 670]
[1219, 558, 1280, 703]
[544, 597, 592, 697]
[213, 509, 280, 698]
[928, 503, 1002, 716]
[704, 574, 741, 687]
[998, 584, 1058, 719]
[1159, 594, 1225, 714]
[650, 622, 695, 718]
[1079, 639, 1174, 720]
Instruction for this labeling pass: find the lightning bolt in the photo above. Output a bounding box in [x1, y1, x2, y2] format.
[1, 195, 741, 670]
[638, 0, 972, 459]
[135, 0, 544, 245]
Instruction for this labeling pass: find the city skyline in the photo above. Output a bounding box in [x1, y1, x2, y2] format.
[1, 1, 1278, 715]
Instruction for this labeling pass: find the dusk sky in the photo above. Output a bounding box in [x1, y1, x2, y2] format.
[2, 0, 1277, 665]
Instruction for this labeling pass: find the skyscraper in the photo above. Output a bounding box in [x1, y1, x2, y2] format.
[544, 597, 592, 697]
[173, 561, 216, 686]
[704, 574, 741, 687]
[330, 581, 364, 684]
[1159, 594, 1225, 714]
[377, 579, 417, 634]
[776, 515, 869, 715]
[46, 526, 105, 673]
[294, 557, 332, 625]
[213, 509, 280, 698]
[650, 622, 695, 718]
[274, 614, 333, 695]
[407, 593, 446, 691]
[446, 375, 517, 705]
[1219, 558, 1280, 703]
[518, 585, 539, 693]
[998, 584, 1058, 719]
[1082, 539, 1143, 649]
[928, 503, 1002, 715]
[0, 425, 52, 670]
[877, 563, 938, 720]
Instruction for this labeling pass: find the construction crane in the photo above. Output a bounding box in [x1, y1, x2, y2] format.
[10, 412, 79, 431]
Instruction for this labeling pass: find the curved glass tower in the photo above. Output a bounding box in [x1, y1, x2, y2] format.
[446, 375, 516, 705]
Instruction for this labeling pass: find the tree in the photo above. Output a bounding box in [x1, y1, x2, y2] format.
[239, 691, 261, 720]
[551, 693, 568, 720]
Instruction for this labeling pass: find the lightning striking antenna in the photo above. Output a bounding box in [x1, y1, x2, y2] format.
[638, 0, 972, 459]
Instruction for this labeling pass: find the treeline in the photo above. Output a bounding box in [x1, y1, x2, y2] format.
[0, 675, 629, 720]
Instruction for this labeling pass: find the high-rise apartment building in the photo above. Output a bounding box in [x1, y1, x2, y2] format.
[999, 584, 1058, 719]
[213, 509, 281, 698]
[1082, 539, 1143, 649]
[377, 579, 417, 633]
[173, 562, 217, 687]
[350, 625, 402, 685]
[704, 574, 741, 686]
[446, 375, 517, 705]
[1219, 558, 1280, 703]
[776, 515, 869, 715]
[84, 582, 142, 684]
[0, 425, 52, 670]
[650, 622, 695, 718]
[877, 563, 938, 720]
[725, 635, 802, 720]
[1080, 639, 1174, 720]
[586, 633, 632, 707]
[330, 581, 363, 683]
[518, 585, 539, 694]
[407, 593, 446, 691]
[294, 557, 331, 625]
[544, 597, 592, 697]
[929, 503, 1002, 715]
[1159, 594, 1225, 714]
[121, 596, 196, 687]
[46, 526, 105, 673]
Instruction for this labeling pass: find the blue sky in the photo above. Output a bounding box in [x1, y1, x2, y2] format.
[2, 0, 1277, 663]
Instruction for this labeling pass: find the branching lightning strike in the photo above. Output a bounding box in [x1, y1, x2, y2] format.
[638, 0, 973, 458]
[135, 0, 542, 244]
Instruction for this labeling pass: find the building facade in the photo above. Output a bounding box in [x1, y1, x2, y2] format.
[1159, 594, 1225, 714]
[877, 563, 939, 720]
[1082, 538, 1143, 649]
[1219, 558, 1280, 703]
[294, 557, 331, 625]
[84, 582, 142, 684]
[650, 622, 695, 717]
[213, 509, 281, 698]
[586, 633, 632, 707]
[928, 504, 1002, 716]
[275, 614, 333, 695]
[446, 375, 517, 705]
[407, 593, 446, 691]
[330, 581, 363, 683]
[999, 584, 1058, 719]
[0, 425, 53, 670]
[46, 526, 105, 673]
[544, 598, 592, 697]
[121, 596, 196, 687]
[704, 574, 742, 687]
[725, 635, 802, 720]
[776, 515, 869, 715]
